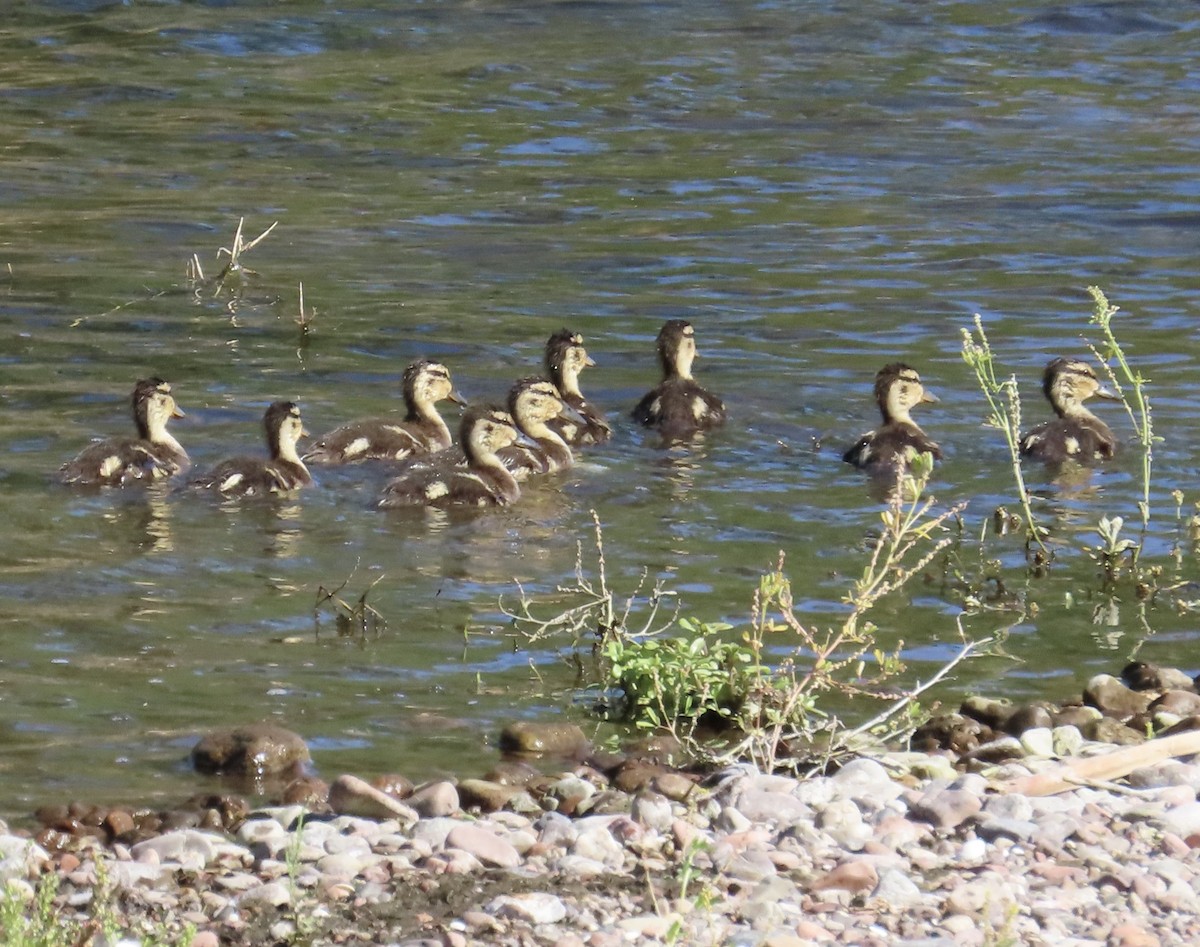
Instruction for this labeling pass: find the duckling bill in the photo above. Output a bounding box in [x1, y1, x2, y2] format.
[843, 363, 941, 475]
[632, 319, 726, 438]
[190, 401, 312, 497]
[60, 377, 189, 486]
[1019, 357, 1118, 464]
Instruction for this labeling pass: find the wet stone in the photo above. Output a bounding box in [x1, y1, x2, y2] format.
[1083, 717, 1147, 745]
[1084, 675, 1154, 719]
[327, 775, 419, 825]
[191, 724, 310, 777]
[498, 721, 589, 757]
[1005, 704, 1054, 736]
[1150, 690, 1200, 717]
[457, 779, 520, 813]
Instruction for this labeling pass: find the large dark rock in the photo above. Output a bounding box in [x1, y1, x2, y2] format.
[191, 724, 310, 776]
[1083, 674, 1154, 720]
[498, 721, 589, 756]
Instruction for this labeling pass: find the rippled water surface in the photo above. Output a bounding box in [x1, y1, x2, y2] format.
[2, 0, 1199, 819]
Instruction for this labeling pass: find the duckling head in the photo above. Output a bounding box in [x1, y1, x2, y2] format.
[508, 377, 567, 435]
[1043, 358, 1118, 418]
[874, 363, 937, 424]
[135, 378, 184, 439]
[405, 360, 464, 411]
[461, 405, 521, 463]
[657, 319, 697, 380]
[545, 329, 595, 395]
[265, 401, 308, 461]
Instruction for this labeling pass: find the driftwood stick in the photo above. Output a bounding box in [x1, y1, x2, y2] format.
[1000, 729, 1200, 797]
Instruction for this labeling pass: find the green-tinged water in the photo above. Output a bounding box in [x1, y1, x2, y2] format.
[1, 0, 1199, 820]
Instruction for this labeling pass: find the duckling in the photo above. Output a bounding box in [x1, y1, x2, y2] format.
[632, 320, 726, 437]
[304, 360, 463, 465]
[843, 363, 941, 474]
[544, 329, 611, 446]
[379, 405, 524, 508]
[60, 377, 189, 486]
[191, 401, 312, 497]
[1019, 357, 1118, 463]
[499, 376, 578, 480]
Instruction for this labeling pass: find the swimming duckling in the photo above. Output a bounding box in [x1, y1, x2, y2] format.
[1019, 357, 1118, 464]
[632, 320, 726, 437]
[60, 377, 189, 486]
[843, 363, 941, 475]
[304, 360, 463, 465]
[544, 329, 611, 446]
[499, 376, 578, 480]
[191, 401, 312, 497]
[379, 405, 524, 508]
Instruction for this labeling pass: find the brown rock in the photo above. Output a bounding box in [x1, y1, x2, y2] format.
[1082, 716, 1147, 745]
[191, 724, 310, 776]
[625, 732, 685, 765]
[1084, 675, 1153, 720]
[484, 760, 540, 787]
[327, 774, 419, 824]
[498, 721, 589, 757]
[457, 778, 520, 813]
[1159, 715, 1200, 736]
[1150, 690, 1200, 717]
[960, 695, 1014, 730]
[408, 781, 460, 818]
[1052, 705, 1102, 729]
[445, 824, 520, 869]
[281, 776, 330, 808]
[650, 772, 698, 802]
[104, 809, 135, 840]
[1004, 703, 1054, 735]
[612, 760, 669, 794]
[809, 859, 878, 895]
[1121, 661, 1196, 693]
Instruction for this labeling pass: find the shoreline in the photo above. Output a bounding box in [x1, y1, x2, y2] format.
[5, 695, 1200, 946]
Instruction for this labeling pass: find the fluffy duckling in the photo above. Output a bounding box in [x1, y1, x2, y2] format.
[304, 360, 463, 465]
[1019, 357, 1118, 463]
[544, 329, 611, 446]
[632, 320, 726, 437]
[379, 405, 524, 508]
[60, 377, 189, 486]
[499, 376, 578, 480]
[843, 363, 941, 475]
[191, 401, 312, 497]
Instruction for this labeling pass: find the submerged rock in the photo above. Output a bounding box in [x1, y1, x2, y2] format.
[191, 724, 310, 777]
[498, 721, 590, 757]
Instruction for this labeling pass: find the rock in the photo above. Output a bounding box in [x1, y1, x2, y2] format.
[815, 799, 870, 849]
[130, 830, 222, 869]
[650, 772, 697, 802]
[809, 859, 878, 895]
[734, 789, 810, 827]
[612, 760, 669, 794]
[237, 880, 292, 908]
[1018, 727, 1055, 758]
[445, 824, 520, 869]
[457, 779, 520, 813]
[1084, 675, 1154, 719]
[1052, 705, 1102, 729]
[191, 724, 310, 777]
[488, 892, 568, 925]
[911, 713, 991, 754]
[327, 775, 419, 825]
[1122, 662, 1195, 693]
[498, 722, 589, 756]
[830, 758, 902, 806]
[1005, 704, 1054, 736]
[908, 788, 982, 830]
[484, 760, 541, 786]
[1150, 691, 1200, 717]
[1051, 725, 1085, 757]
[870, 868, 923, 909]
[280, 776, 329, 808]
[960, 696, 1014, 729]
[407, 781, 460, 818]
[370, 773, 414, 798]
[1082, 717, 1147, 745]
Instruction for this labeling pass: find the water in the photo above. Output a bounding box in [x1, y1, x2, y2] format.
[1, 0, 1199, 821]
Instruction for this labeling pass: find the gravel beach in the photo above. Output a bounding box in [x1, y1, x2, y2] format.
[5, 724, 1200, 947]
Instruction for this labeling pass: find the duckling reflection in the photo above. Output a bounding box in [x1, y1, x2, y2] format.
[633, 320, 726, 440]
[1020, 358, 1118, 465]
[843, 364, 941, 479]
[60, 378, 188, 486]
[305, 360, 463, 465]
